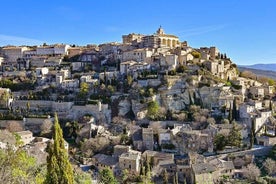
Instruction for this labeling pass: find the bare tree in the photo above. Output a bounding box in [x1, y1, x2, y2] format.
[40, 119, 53, 134]
[242, 163, 260, 181]
[207, 117, 216, 125]
[263, 158, 276, 176]
[6, 121, 24, 132]
[178, 112, 187, 121]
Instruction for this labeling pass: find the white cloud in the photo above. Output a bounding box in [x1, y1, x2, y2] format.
[0, 34, 44, 46]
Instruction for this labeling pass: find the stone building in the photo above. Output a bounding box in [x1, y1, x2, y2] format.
[122, 27, 180, 49]
[122, 33, 144, 45]
[16, 130, 34, 145]
[119, 150, 141, 174]
[2, 46, 29, 63]
[142, 128, 154, 151]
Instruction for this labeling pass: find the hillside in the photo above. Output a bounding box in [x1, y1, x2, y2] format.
[240, 63, 276, 72]
[238, 66, 276, 80]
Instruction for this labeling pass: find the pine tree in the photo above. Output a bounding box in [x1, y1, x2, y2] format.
[45, 113, 74, 184]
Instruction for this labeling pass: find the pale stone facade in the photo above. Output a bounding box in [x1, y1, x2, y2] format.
[249, 86, 264, 98]
[36, 44, 70, 56]
[16, 130, 34, 145]
[122, 33, 144, 44]
[2, 46, 29, 63]
[119, 150, 141, 174]
[121, 48, 153, 62]
[142, 128, 154, 151]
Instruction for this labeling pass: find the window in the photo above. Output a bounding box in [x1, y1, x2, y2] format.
[129, 165, 131, 169]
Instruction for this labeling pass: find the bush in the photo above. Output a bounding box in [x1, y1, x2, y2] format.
[191, 51, 201, 58]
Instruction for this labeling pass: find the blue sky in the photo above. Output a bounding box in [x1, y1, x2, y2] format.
[0, 0, 276, 65]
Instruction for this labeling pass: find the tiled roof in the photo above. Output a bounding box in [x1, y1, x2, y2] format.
[192, 163, 216, 174]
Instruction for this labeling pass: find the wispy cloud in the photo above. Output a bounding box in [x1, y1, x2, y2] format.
[174, 24, 228, 37]
[0, 34, 44, 46]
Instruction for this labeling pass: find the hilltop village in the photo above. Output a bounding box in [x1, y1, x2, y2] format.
[0, 27, 275, 183]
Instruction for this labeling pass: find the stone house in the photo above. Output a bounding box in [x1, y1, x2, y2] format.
[249, 86, 264, 98]
[92, 153, 118, 173]
[158, 128, 171, 145]
[120, 60, 136, 75]
[16, 130, 34, 145]
[142, 150, 174, 167]
[158, 160, 177, 174]
[60, 79, 79, 89]
[256, 135, 276, 146]
[203, 60, 225, 77]
[191, 162, 218, 184]
[160, 53, 178, 70]
[121, 48, 153, 63]
[119, 150, 141, 174]
[113, 145, 131, 158]
[131, 126, 143, 151]
[142, 128, 154, 151]
[174, 130, 212, 154]
[2, 46, 29, 63]
[208, 158, 235, 180]
[264, 85, 274, 96]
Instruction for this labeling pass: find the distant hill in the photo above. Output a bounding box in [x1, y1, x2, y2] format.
[238, 66, 276, 79]
[240, 64, 276, 72]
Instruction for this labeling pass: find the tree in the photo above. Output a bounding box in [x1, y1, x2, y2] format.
[0, 140, 46, 183]
[65, 121, 81, 139]
[263, 158, 276, 176]
[99, 168, 118, 184]
[0, 91, 9, 108]
[214, 134, 227, 151]
[6, 121, 24, 132]
[162, 169, 169, 184]
[73, 168, 92, 184]
[250, 119, 256, 149]
[228, 104, 233, 122]
[227, 122, 242, 147]
[176, 65, 187, 73]
[147, 101, 159, 120]
[26, 101, 30, 112]
[80, 82, 89, 96]
[242, 163, 260, 182]
[44, 113, 74, 184]
[232, 98, 238, 121]
[268, 144, 276, 160]
[122, 169, 129, 184]
[207, 117, 216, 125]
[173, 172, 178, 184]
[191, 51, 201, 58]
[268, 78, 275, 86]
[127, 75, 133, 87]
[40, 119, 53, 135]
[221, 118, 230, 124]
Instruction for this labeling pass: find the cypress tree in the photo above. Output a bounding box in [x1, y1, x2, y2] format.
[232, 98, 237, 121]
[45, 113, 74, 184]
[162, 169, 169, 184]
[228, 104, 233, 122]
